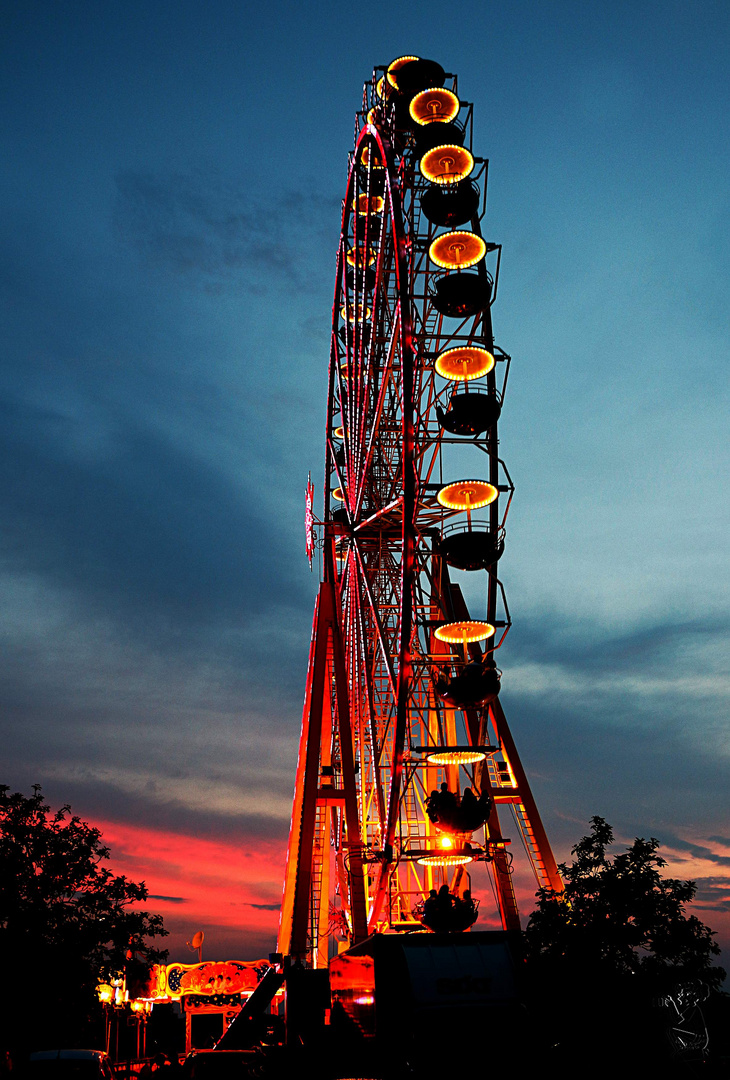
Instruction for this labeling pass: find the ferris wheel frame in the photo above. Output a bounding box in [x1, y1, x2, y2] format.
[278, 59, 562, 966]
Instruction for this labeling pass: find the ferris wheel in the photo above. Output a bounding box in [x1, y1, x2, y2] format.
[278, 56, 562, 967]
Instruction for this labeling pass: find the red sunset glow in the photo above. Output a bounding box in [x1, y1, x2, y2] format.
[98, 819, 287, 960]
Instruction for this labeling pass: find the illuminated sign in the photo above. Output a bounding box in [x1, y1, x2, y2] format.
[97, 960, 270, 1012]
[165, 961, 263, 999]
[305, 474, 315, 569]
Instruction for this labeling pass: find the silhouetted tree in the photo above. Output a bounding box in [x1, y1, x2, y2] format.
[525, 817, 725, 1075]
[0, 785, 168, 1056]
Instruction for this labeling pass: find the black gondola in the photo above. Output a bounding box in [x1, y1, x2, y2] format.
[421, 179, 480, 228]
[432, 272, 491, 317]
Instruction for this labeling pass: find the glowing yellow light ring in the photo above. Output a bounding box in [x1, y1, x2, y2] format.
[434, 620, 495, 644]
[340, 304, 372, 323]
[334, 426, 345, 438]
[435, 346, 495, 381]
[332, 488, 345, 502]
[360, 145, 384, 169]
[429, 231, 486, 269]
[375, 75, 393, 101]
[426, 750, 487, 766]
[346, 245, 377, 268]
[386, 55, 420, 89]
[410, 88, 460, 125]
[352, 193, 385, 215]
[420, 145, 474, 185]
[417, 853, 473, 867]
[437, 480, 498, 510]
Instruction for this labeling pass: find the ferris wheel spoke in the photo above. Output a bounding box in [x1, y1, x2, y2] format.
[353, 319, 400, 517]
[350, 572, 388, 835]
[351, 537, 398, 705]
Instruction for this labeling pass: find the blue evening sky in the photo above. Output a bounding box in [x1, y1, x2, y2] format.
[2, 0, 729, 958]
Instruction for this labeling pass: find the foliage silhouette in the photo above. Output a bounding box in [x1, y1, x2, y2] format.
[526, 816, 723, 982]
[525, 817, 725, 1075]
[0, 785, 168, 1055]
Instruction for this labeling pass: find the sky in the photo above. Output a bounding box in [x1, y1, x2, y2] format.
[2, 0, 729, 966]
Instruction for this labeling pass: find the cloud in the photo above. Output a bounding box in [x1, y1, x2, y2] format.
[499, 611, 730, 742]
[114, 171, 339, 292]
[39, 763, 293, 821]
[0, 394, 308, 629]
[658, 835, 730, 872]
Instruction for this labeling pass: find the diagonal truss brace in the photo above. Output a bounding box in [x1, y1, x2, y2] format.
[278, 581, 369, 960]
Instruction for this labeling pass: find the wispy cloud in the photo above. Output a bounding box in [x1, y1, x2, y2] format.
[114, 171, 339, 292]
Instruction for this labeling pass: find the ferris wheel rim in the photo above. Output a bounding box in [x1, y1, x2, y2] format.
[326, 120, 419, 931]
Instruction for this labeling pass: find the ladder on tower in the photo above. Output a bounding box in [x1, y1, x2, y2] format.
[514, 800, 556, 893]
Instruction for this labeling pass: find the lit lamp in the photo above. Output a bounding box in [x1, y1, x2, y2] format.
[97, 983, 113, 1005]
[420, 145, 474, 185]
[346, 245, 377, 268]
[417, 851, 473, 867]
[429, 231, 486, 269]
[360, 145, 384, 169]
[426, 749, 487, 765]
[334, 426, 345, 438]
[437, 479, 497, 530]
[386, 55, 420, 90]
[434, 620, 496, 659]
[353, 193, 385, 216]
[375, 76, 393, 101]
[435, 345, 494, 381]
[409, 88, 460, 125]
[332, 487, 345, 502]
[340, 303, 372, 323]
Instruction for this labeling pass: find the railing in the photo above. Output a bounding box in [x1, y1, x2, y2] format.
[440, 519, 505, 539]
